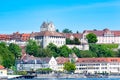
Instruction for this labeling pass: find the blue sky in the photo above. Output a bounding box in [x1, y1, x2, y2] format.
[0, 0, 120, 34]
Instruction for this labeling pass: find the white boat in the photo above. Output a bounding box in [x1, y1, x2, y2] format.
[7, 75, 22, 79]
[0, 75, 7, 79]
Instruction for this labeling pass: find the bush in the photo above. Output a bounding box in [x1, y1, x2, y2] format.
[100, 44, 118, 49]
[15, 71, 27, 75]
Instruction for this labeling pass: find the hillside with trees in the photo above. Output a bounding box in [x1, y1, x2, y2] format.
[25, 40, 120, 58]
[0, 32, 120, 68]
[0, 42, 21, 68]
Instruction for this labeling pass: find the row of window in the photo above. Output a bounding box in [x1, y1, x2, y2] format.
[76, 63, 120, 67]
[76, 66, 120, 70]
[76, 67, 99, 70]
[49, 40, 65, 45]
[76, 64, 100, 66]
[35, 36, 65, 39]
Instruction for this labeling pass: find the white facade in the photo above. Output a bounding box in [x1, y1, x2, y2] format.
[57, 64, 64, 71]
[75, 58, 120, 74]
[49, 56, 58, 71]
[32, 21, 66, 48]
[0, 40, 27, 46]
[75, 62, 108, 74]
[42, 36, 65, 48]
[34, 35, 65, 48]
[17, 60, 45, 71]
[67, 44, 89, 50]
[17, 56, 59, 71]
[81, 29, 120, 44]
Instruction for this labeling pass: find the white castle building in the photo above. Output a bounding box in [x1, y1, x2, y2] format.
[31, 21, 66, 48]
[30, 21, 89, 50]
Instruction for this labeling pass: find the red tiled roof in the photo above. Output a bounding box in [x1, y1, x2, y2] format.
[0, 65, 5, 69]
[76, 58, 120, 63]
[31, 31, 65, 37]
[113, 31, 120, 36]
[0, 34, 11, 40]
[56, 57, 70, 64]
[83, 29, 120, 37]
[21, 54, 36, 60]
[21, 33, 30, 41]
[83, 30, 104, 36]
[62, 33, 82, 39]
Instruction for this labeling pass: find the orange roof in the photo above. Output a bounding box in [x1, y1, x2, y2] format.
[0, 65, 5, 69]
[76, 58, 120, 63]
[62, 33, 82, 39]
[21, 33, 30, 37]
[56, 57, 70, 64]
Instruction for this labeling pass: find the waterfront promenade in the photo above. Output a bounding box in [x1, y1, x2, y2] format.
[37, 73, 86, 78]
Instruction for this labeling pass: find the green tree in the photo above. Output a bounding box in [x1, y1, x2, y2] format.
[89, 44, 113, 57]
[66, 38, 71, 44]
[62, 28, 72, 33]
[56, 29, 59, 32]
[74, 37, 81, 45]
[72, 47, 81, 58]
[0, 42, 15, 68]
[36, 68, 52, 74]
[117, 49, 120, 57]
[86, 33, 98, 43]
[64, 62, 76, 73]
[9, 43, 22, 59]
[59, 45, 72, 57]
[76, 31, 79, 33]
[66, 38, 81, 45]
[26, 39, 39, 56]
[80, 50, 97, 58]
[47, 43, 60, 57]
[42, 48, 53, 57]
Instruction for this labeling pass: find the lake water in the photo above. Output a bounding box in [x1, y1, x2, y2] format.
[8, 78, 120, 80]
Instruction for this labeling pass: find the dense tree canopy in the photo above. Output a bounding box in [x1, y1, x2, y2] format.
[26, 39, 39, 56]
[47, 43, 60, 57]
[89, 44, 114, 57]
[59, 45, 72, 57]
[72, 47, 81, 58]
[0, 42, 15, 68]
[86, 33, 98, 43]
[64, 62, 76, 73]
[9, 43, 22, 59]
[25, 41, 118, 58]
[66, 38, 81, 45]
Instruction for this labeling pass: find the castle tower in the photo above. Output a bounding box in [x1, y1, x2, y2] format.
[40, 21, 56, 32]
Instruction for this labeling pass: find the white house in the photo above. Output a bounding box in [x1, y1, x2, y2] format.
[17, 55, 58, 71]
[49, 56, 58, 71]
[0, 65, 7, 78]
